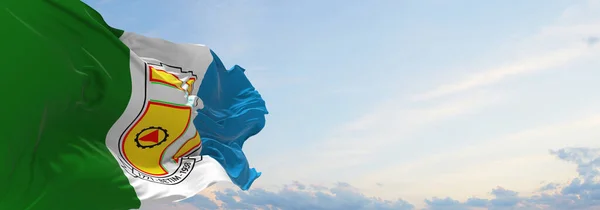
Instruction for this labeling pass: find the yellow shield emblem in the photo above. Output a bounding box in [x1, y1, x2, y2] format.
[118, 62, 202, 183]
[121, 101, 192, 176]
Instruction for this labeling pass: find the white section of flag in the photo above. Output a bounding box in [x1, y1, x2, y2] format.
[104, 32, 232, 209]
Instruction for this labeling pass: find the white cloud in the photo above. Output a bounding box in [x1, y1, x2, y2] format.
[412, 0, 600, 101]
[173, 147, 600, 210]
[252, 0, 600, 206]
[262, 90, 505, 184]
[357, 113, 600, 206]
[253, 0, 600, 193]
[412, 44, 598, 101]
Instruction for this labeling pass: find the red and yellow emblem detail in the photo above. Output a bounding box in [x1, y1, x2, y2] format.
[121, 100, 192, 176]
[172, 132, 202, 163]
[149, 66, 196, 92]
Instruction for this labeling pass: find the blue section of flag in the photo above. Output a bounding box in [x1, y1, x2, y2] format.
[193, 50, 268, 190]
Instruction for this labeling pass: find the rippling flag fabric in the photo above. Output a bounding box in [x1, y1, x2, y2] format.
[0, 0, 267, 209]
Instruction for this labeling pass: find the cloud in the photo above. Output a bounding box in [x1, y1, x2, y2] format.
[171, 147, 600, 210]
[263, 90, 505, 185]
[218, 182, 415, 210]
[412, 45, 594, 101]
[181, 195, 219, 210]
[350, 111, 600, 204]
[180, 182, 414, 210]
[539, 183, 560, 192]
[421, 147, 600, 210]
[412, 0, 600, 101]
[586, 36, 599, 46]
[254, 0, 600, 192]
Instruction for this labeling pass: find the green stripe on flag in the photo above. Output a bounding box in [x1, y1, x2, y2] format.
[1, 0, 140, 209]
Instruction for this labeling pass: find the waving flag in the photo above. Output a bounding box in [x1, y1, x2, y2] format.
[0, 1, 267, 210]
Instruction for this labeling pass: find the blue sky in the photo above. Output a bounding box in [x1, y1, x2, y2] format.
[87, 0, 600, 209]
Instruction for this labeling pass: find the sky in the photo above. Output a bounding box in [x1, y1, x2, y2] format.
[85, 0, 600, 209]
